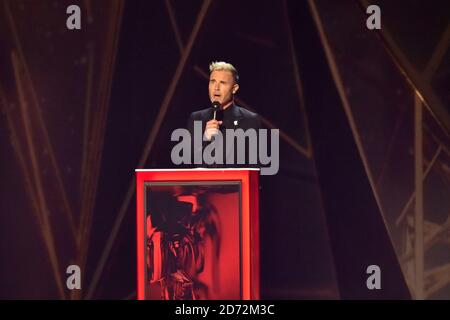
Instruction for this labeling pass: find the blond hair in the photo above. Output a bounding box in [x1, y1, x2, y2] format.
[209, 61, 239, 83]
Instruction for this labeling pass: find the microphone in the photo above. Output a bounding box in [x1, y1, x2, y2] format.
[212, 101, 221, 120]
[208, 101, 222, 143]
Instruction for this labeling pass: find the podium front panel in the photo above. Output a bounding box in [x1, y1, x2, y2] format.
[136, 169, 259, 300]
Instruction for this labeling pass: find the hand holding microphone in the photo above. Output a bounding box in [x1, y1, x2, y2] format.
[204, 101, 222, 141]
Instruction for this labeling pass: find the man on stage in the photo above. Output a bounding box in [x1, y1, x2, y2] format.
[187, 61, 262, 167]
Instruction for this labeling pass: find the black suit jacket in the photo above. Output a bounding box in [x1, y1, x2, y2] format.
[187, 104, 262, 167]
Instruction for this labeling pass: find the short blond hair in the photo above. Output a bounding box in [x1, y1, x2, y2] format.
[209, 61, 239, 83]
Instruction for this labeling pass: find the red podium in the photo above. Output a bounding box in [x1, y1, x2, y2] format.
[136, 169, 260, 300]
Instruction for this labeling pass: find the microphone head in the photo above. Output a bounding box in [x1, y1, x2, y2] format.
[212, 101, 221, 111]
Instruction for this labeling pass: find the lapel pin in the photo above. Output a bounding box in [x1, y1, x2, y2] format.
[234, 120, 238, 126]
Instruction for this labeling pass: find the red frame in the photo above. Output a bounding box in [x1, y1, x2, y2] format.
[136, 169, 260, 300]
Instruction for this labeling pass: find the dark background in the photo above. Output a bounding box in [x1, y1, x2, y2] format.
[0, 0, 449, 299]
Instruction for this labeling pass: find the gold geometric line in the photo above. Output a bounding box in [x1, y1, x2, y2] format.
[4, 0, 78, 241]
[312, 2, 423, 298]
[357, 0, 450, 136]
[0, 84, 44, 230]
[83, 0, 94, 24]
[12, 51, 66, 300]
[424, 122, 450, 158]
[236, 97, 311, 159]
[423, 21, 450, 80]
[283, 0, 313, 158]
[308, 2, 412, 293]
[73, 39, 96, 302]
[354, 3, 450, 193]
[425, 261, 450, 279]
[375, 102, 408, 189]
[77, 0, 125, 299]
[85, 0, 213, 299]
[1, 84, 72, 298]
[193, 65, 311, 159]
[80, 44, 95, 247]
[395, 145, 442, 226]
[78, 4, 121, 247]
[401, 214, 450, 263]
[414, 93, 424, 300]
[0, 86, 64, 299]
[165, 0, 184, 53]
[424, 263, 450, 299]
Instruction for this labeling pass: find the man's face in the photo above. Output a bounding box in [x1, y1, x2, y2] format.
[208, 70, 239, 108]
